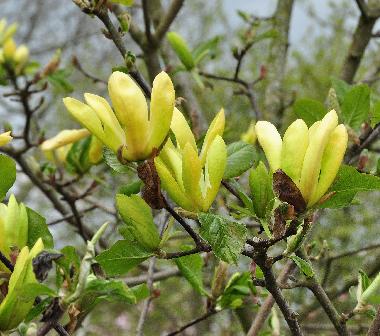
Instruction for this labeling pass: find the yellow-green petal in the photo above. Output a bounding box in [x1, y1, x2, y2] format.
[255, 120, 282, 171]
[199, 108, 225, 166]
[154, 157, 194, 211]
[84, 93, 125, 150]
[170, 107, 197, 151]
[202, 135, 227, 211]
[63, 97, 106, 145]
[148, 71, 175, 150]
[281, 119, 309, 184]
[40, 129, 90, 151]
[0, 131, 12, 146]
[182, 143, 203, 209]
[108, 71, 149, 158]
[308, 124, 348, 206]
[299, 110, 338, 202]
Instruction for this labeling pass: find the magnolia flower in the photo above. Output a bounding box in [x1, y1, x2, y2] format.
[0, 37, 29, 74]
[40, 129, 90, 151]
[255, 110, 348, 207]
[63, 71, 175, 162]
[0, 131, 12, 146]
[155, 108, 226, 212]
[0, 238, 44, 331]
[0, 195, 28, 272]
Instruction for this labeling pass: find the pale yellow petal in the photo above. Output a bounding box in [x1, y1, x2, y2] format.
[281, 119, 309, 185]
[200, 108, 225, 166]
[108, 71, 149, 158]
[0, 131, 12, 146]
[255, 120, 282, 171]
[40, 129, 90, 151]
[148, 71, 175, 150]
[170, 107, 197, 151]
[308, 124, 348, 206]
[299, 110, 338, 202]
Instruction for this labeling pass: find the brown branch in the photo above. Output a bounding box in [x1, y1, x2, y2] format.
[125, 268, 180, 286]
[153, 0, 184, 43]
[165, 310, 217, 336]
[340, 2, 380, 83]
[368, 306, 380, 336]
[247, 261, 295, 336]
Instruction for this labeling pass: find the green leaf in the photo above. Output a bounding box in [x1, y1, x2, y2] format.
[19, 283, 57, 301]
[84, 277, 137, 304]
[118, 180, 143, 196]
[192, 36, 220, 65]
[198, 213, 247, 264]
[103, 147, 135, 173]
[249, 162, 274, 219]
[252, 29, 279, 43]
[218, 272, 255, 309]
[289, 255, 314, 278]
[370, 100, 380, 127]
[26, 207, 54, 249]
[116, 194, 161, 250]
[55, 246, 80, 290]
[331, 77, 351, 105]
[227, 179, 254, 212]
[293, 98, 327, 127]
[224, 141, 257, 179]
[65, 136, 92, 174]
[167, 32, 195, 70]
[174, 245, 207, 295]
[341, 84, 370, 129]
[0, 154, 16, 201]
[130, 283, 150, 301]
[95, 239, 154, 276]
[47, 69, 73, 94]
[319, 165, 380, 208]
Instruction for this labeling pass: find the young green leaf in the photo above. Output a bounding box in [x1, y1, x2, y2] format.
[218, 272, 255, 309]
[116, 194, 161, 250]
[192, 36, 220, 65]
[0, 154, 16, 201]
[331, 77, 351, 105]
[341, 84, 370, 129]
[249, 162, 274, 219]
[318, 165, 380, 208]
[26, 207, 54, 249]
[118, 180, 143, 196]
[95, 239, 154, 276]
[224, 141, 257, 179]
[167, 32, 195, 70]
[293, 98, 327, 127]
[174, 245, 207, 296]
[289, 255, 314, 278]
[103, 147, 135, 174]
[198, 213, 247, 264]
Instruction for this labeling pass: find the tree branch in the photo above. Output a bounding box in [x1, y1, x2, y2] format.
[368, 306, 380, 336]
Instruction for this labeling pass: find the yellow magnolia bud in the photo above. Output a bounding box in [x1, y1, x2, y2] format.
[0, 131, 12, 146]
[281, 119, 309, 185]
[0, 238, 44, 331]
[3, 37, 16, 60]
[255, 121, 282, 171]
[65, 71, 175, 162]
[155, 109, 227, 212]
[40, 129, 90, 151]
[299, 110, 338, 202]
[0, 195, 28, 272]
[241, 122, 256, 144]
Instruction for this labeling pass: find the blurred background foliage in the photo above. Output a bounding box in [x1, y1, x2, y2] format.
[1, 0, 380, 334]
